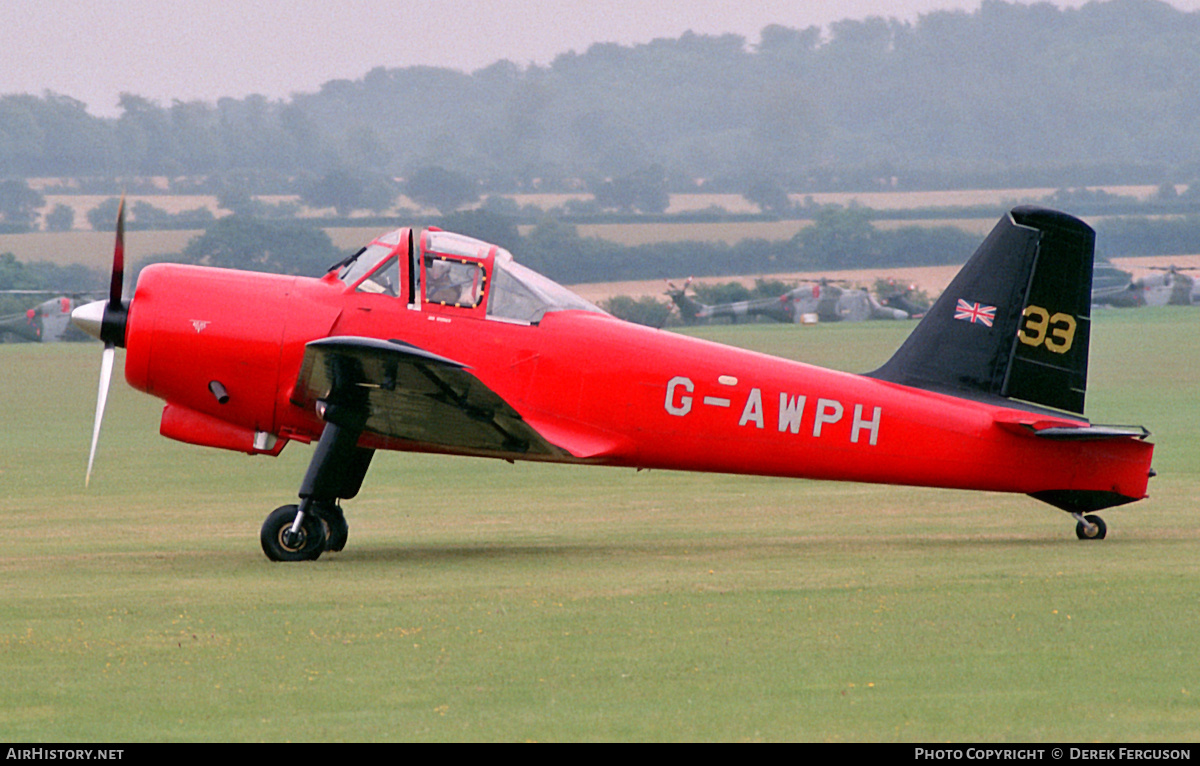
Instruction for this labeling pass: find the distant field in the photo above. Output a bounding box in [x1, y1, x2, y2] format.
[571, 254, 1200, 304]
[0, 230, 204, 268]
[30, 182, 1164, 230]
[536, 218, 1004, 248]
[34, 193, 439, 231]
[569, 264, 967, 304]
[39, 194, 222, 229]
[567, 219, 808, 245]
[0, 309, 1196, 741]
[1109, 253, 1200, 279]
[3, 218, 999, 268]
[508, 184, 1166, 215]
[5, 185, 1193, 293]
[0, 226, 412, 269]
[793, 185, 1166, 210]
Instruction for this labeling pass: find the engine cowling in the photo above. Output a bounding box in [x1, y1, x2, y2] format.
[124, 264, 296, 450]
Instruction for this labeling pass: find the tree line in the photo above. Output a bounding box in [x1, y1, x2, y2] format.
[3, 0, 1200, 195]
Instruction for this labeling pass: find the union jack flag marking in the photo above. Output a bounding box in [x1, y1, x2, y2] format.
[954, 299, 996, 327]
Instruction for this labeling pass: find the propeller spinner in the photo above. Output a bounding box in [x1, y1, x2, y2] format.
[71, 197, 129, 486]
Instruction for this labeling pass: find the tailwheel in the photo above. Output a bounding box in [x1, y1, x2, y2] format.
[1074, 513, 1107, 541]
[261, 504, 327, 561]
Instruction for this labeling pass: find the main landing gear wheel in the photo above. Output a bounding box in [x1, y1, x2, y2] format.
[261, 504, 327, 561]
[321, 504, 349, 553]
[1074, 514, 1107, 540]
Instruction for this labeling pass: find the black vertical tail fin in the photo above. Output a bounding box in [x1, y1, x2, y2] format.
[870, 206, 1094, 414]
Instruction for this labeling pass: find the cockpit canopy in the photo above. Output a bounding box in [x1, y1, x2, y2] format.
[336, 228, 605, 324]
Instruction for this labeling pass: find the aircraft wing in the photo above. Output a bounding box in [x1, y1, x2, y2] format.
[291, 336, 569, 457]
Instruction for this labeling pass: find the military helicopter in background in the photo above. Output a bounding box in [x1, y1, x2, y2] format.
[1091, 260, 1132, 298]
[666, 277, 910, 325]
[876, 279, 930, 319]
[1092, 265, 1199, 307]
[0, 292, 95, 342]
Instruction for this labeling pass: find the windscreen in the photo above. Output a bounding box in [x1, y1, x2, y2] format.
[338, 229, 402, 287]
[487, 256, 605, 324]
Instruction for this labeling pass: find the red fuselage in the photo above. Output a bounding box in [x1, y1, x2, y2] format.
[123, 262, 1153, 505]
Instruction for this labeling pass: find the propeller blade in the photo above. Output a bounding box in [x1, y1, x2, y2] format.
[85, 344, 115, 487]
[82, 199, 129, 487]
[109, 196, 125, 306]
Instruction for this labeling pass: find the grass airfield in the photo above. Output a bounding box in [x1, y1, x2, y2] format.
[0, 309, 1197, 742]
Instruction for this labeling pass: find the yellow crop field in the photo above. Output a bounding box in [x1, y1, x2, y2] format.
[0, 230, 203, 267]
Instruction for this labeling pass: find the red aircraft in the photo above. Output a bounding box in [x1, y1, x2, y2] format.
[72, 204, 1155, 561]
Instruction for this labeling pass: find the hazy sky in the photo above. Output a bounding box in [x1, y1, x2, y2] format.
[5, 0, 1200, 116]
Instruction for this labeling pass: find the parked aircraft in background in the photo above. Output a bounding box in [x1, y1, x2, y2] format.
[1090, 260, 1133, 301]
[876, 279, 930, 319]
[1092, 265, 1199, 307]
[666, 277, 910, 324]
[0, 292, 94, 342]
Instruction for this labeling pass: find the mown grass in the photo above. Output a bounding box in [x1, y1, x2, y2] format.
[0, 308, 1196, 741]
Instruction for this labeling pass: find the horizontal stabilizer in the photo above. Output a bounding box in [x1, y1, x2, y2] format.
[1028, 424, 1150, 441]
[990, 410, 1150, 440]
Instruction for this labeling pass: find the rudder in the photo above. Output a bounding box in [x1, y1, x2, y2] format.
[870, 206, 1094, 414]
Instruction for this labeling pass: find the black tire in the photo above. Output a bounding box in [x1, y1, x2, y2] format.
[321, 505, 349, 553]
[261, 504, 327, 561]
[1075, 514, 1107, 540]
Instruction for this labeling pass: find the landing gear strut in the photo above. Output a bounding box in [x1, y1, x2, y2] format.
[261, 402, 373, 562]
[1029, 492, 1123, 542]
